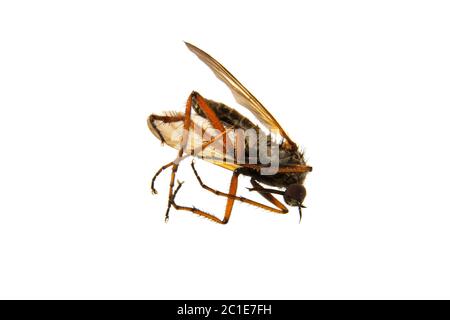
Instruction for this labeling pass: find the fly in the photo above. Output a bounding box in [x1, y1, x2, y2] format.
[147, 42, 312, 224]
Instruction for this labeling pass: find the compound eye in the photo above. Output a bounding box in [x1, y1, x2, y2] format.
[284, 184, 306, 206]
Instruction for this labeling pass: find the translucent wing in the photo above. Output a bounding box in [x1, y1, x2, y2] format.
[185, 41, 297, 149]
[148, 111, 240, 171]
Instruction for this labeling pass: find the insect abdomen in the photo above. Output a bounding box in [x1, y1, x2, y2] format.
[194, 98, 259, 131]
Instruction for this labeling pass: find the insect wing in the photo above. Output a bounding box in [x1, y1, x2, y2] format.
[184, 42, 296, 149]
[148, 112, 240, 170]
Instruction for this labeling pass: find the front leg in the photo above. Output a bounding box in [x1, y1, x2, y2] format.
[248, 179, 288, 213]
[190, 161, 288, 214]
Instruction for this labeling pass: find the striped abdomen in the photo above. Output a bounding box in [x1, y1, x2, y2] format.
[194, 98, 260, 131]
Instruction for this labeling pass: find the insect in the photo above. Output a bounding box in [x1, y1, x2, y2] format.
[148, 42, 312, 224]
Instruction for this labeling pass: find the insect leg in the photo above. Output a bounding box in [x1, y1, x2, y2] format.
[239, 163, 312, 174]
[147, 114, 185, 144]
[165, 91, 231, 222]
[190, 161, 288, 214]
[247, 183, 284, 196]
[249, 179, 288, 213]
[150, 129, 231, 195]
[151, 161, 174, 194]
[276, 165, 313, 173]
[169, 169, 240, 224]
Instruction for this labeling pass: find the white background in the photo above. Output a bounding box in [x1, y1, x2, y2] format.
[1, 1, 449, 299]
